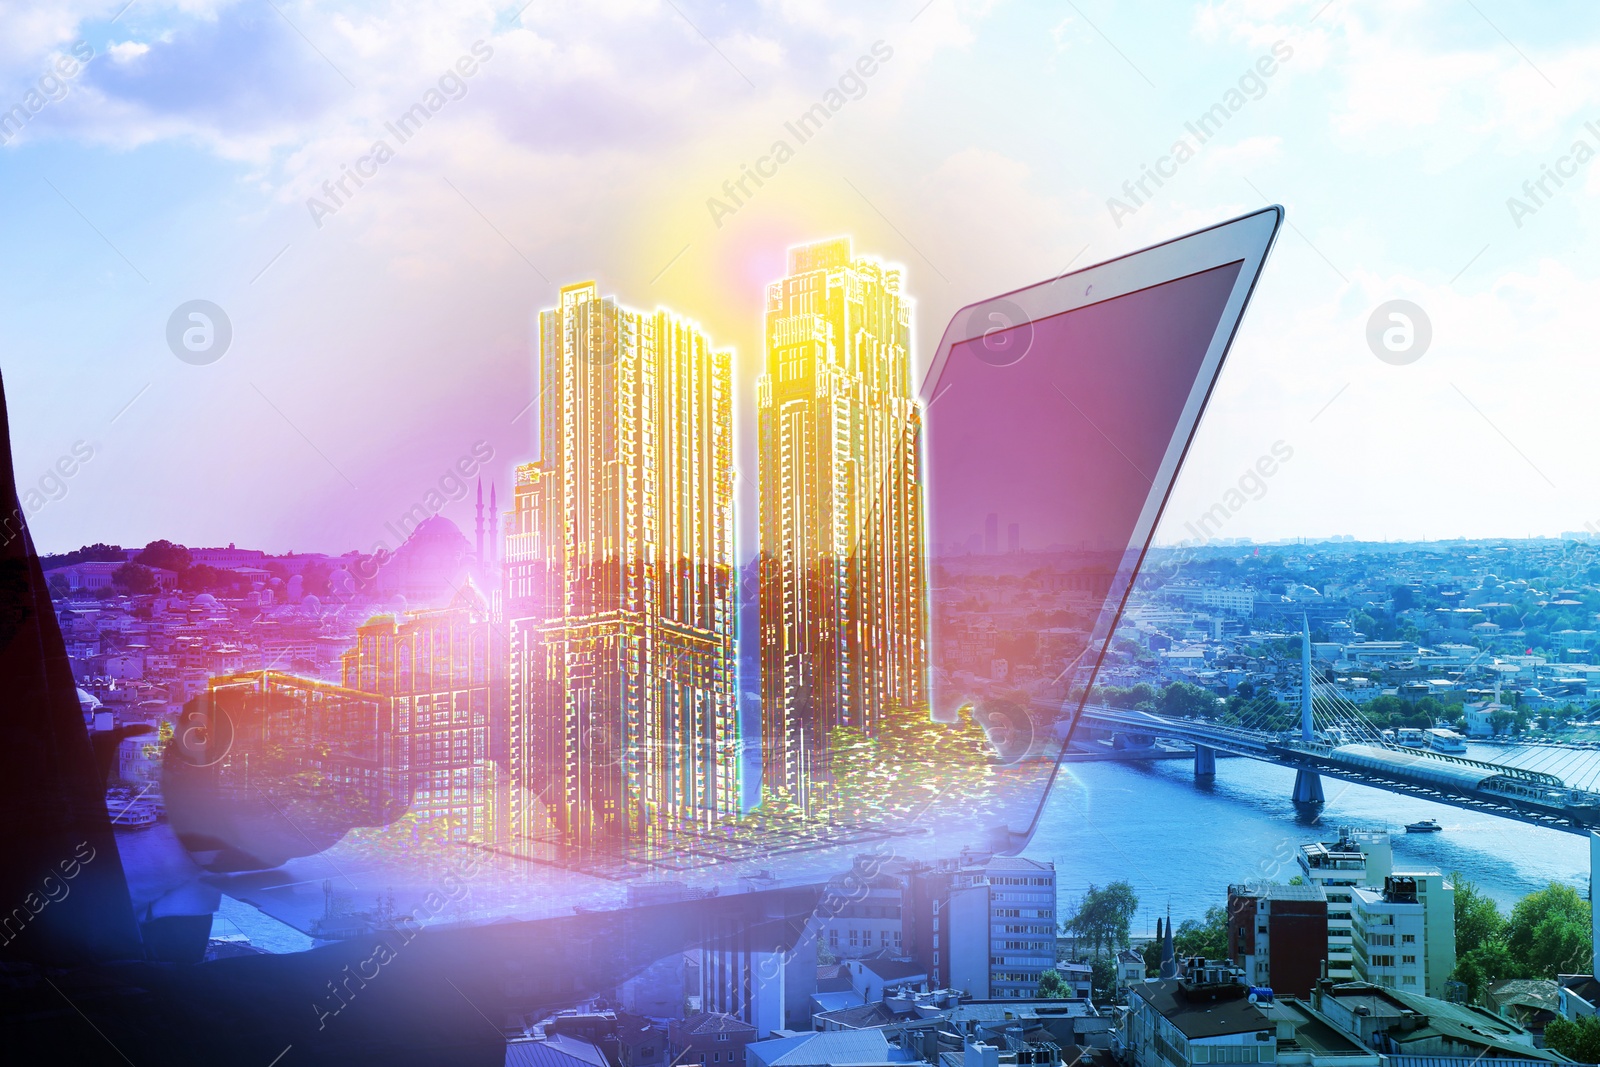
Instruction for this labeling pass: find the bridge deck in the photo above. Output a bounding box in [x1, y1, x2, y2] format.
[1071, 704, 1600, 837]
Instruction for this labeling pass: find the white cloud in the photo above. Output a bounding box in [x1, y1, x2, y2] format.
[106, 40, 150, 63]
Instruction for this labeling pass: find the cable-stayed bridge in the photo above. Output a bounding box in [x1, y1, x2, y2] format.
[1068, 623, 1600, 837]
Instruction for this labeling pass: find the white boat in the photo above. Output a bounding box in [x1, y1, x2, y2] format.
[110, 804, 157, 830]
[1396, 728, 1427, 749]
[1426, 728, 1467, 754]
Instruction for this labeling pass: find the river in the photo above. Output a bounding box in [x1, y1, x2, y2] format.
[1025, 741, 1595, 936]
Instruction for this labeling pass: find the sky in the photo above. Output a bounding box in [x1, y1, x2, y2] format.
[3, 0, 1600, 557]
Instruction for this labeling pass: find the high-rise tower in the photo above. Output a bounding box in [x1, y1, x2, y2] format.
[507, 282, 738, 848]
[757, 238, 928, 809]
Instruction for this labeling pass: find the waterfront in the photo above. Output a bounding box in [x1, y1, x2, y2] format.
[1027, 742, 1595, 934]
[167, 734, 1600, 949]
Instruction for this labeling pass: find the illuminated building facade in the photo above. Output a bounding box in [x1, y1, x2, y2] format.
[758, 238, 928, 807]
[508, 281, 738, 848]
[341, 582, 503, 842]
[201, 670, 401, 842]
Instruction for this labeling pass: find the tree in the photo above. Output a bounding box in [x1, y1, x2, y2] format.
[1547, 1016, 1600, 1063]
[1453, 940, 1518, 1003]
[1452, 873, 1505, 958]
[1504, 882, 1591, 978]
[41, 543, 125, 568]
[112, 562, 158, 595]
[1037, 968, 1070, 999]
[1173, 906, 1229, 961]
[135, 539, 191, 572]
[1090, 957, 1118, 1000]
[1066, 882, 1140, 959]
[179, 564, 249, 594]
[1141, 939, 1161, 976]
[1159, 682, 1218, 719]
[1455, 880, 1596, 999]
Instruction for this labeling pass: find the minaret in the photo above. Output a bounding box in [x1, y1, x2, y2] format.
[488, 482, 498, 568]
[474, 478, 485, 564]
[1159, 906, 1177, 978]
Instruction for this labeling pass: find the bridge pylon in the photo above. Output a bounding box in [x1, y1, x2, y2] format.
[1194, 744, 1216, 779]
[1292, 616, 1324, 805]
[1292, 768, 1325, 805]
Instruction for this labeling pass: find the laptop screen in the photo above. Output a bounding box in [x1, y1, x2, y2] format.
[922, 260, 1246, 840]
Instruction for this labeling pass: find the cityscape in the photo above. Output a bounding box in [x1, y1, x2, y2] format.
[42, 343, 1600, 1062]
[10, 1, 1600, 1063]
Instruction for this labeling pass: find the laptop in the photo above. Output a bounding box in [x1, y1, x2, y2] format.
[920, 204, 1283, 852]
[158, 206, 1285, 892]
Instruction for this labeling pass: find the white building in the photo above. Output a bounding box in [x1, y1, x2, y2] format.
[1127, 962, 1383, 1067]
[1125, 962, 1274, 1067]
[1118, 948, 1147, 990]
[1055, 960, 1094, 1000]
[1350, 873, 1455, 999]
[946, 856, 1057, 1000]
[1464, 700, 1512, 738]
[1298, 829, 1392, 983]
[1342, 642, 1419, 667]
[700, 918, 815, 1036]
[818, 869, 905, 959]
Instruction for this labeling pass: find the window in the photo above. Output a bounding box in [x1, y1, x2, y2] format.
[1402, 955, 1416, 964]
[1401, 934, 1415, 944]
[828, 930, 838, 948]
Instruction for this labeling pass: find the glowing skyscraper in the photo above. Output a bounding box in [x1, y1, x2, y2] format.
[507, 282, 739, 848]
[758, 238, 928, 808]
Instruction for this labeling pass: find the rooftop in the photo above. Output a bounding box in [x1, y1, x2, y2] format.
[1257, 998, 1370, 1057]
[1130, 979, 1269, 1040]
[747, 1029, 902, 1067]
[1229, 881, 1328, 902]
[1317, 983, 1565, 1062]
[857, 958, 929, 982]
[945, 1000, 1101, 1022]
[814, 1002, 903, 1030]
[674, 1011, 756, 1037]
[505, 1034, 610, 1067]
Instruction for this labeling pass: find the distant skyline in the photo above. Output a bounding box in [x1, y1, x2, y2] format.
[5, 2, 1600, 555]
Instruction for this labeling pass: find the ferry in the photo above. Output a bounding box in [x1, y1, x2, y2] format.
[1396, 728, 1427, 749]
[1405, 818, 1443, 834]
[110, 804, 158, 830]
[1426, 728, 1467, 754]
